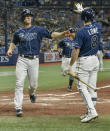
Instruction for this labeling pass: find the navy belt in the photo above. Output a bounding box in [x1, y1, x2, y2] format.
[79, 54, 96, 57]
[19, 54, 39, 59]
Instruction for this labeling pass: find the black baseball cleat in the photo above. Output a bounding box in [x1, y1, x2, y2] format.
[16, 109, 23, 117]
[30, 95, 36, 103]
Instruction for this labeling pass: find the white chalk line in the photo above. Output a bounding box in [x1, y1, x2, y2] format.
[37, 85, 110, 97]
[0, 71, 15, 76]
[1, 99, 110, 106]
[0, 70, 45, 77]
[103, 68, 110, 70]
[0, 84, 110, 99]
[97, 85, 110, 89]
[0, 85, 110, 106]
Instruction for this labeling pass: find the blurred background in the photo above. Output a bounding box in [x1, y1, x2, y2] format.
[0, 0, 110, 65]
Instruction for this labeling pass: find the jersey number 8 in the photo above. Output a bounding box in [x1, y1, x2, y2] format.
[91, 35, 98, 48]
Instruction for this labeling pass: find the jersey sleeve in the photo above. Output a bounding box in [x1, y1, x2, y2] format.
[12, 32, 20, 45]
[40, 27, 52, 39]
[98, 23, 103, 36]
[57, 40, 64, 48]
[99, 41, 104, 53]
[74, 31, 83, 48]
[94, 21, 103, 36]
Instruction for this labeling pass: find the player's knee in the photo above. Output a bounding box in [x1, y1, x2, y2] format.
[78, 88, 86, 98]
[78, 85, 89, 95]
[15, 87, 23, 92]
[30, 82, 38, 89]
[16, 80, 24, 88]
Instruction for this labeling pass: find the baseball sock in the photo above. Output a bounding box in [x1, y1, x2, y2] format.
[69, 76, 74, 87]
[69, 79, 73, 87]
[92, 97, 97, 106]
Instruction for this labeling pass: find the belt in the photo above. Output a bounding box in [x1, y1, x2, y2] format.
[63, 55, 71, 58]
[19, 54, 39, 59]
[79, 55, 96, 58]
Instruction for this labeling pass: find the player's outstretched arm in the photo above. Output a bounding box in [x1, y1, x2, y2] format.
[51, 30, 70, 39]
[70, 48, 80, 66]
[7, 43, 16, 57]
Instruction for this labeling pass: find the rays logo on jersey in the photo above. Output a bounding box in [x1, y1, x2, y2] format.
[19, 33, 38, 41]
[65, 42, 75, 50]
[19, 33, 24, 38]
[65, 42, 70, 47]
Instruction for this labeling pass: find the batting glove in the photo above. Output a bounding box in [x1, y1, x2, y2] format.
[64, 65, 72, 76]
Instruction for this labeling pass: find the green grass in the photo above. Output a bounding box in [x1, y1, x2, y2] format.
[38, 65, 69, 90]
[0, 60, 110, 91]
[0, 64, 69, 91]
[97, 61, 110, 81]
[0, 115, 110, 131]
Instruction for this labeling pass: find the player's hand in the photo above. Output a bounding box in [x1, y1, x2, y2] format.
[68, 65, 72, 73]
[68, 71, 79, 79]
[64, 65, 72, 76]
[7, 50, 12, 57]
[74, 3, 84, 14]
[75, 3, 84, 12]
[64, 30, 70, 37]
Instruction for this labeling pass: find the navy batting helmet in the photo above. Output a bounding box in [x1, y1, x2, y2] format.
[69, 28, 76, 33]
[81, 8, 95, 22]
[21, 9, 33, 21]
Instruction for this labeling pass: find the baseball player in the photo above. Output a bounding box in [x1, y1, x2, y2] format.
[7, 9, 69, 117]
[67, 7, 101, 122]
[57, 28, 76, 91]
[97, 41, 104, 72]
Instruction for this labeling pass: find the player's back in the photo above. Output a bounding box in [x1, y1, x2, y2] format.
[75, 23, 100, 57]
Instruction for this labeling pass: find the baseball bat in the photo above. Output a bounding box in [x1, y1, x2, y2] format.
[68, 71, 97, 91]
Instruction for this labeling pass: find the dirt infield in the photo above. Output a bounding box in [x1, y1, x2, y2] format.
[0, 81, 110, 116]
